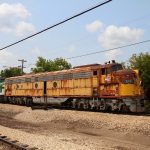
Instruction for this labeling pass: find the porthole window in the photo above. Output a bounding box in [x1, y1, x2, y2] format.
[53, 82, 57, 88]
[16, 84, 19, 89]
[35, 83, 38, 88]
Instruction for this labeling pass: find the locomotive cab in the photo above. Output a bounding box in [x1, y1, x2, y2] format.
[100, 61, 124, 97]
[99, 61, 144, 112]
[100, 61, 123, 84]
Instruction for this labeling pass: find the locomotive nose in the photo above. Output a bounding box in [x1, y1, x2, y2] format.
[115, 69, 143, 97]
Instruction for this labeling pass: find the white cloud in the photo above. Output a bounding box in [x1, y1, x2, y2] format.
[0, 26, 12, 33]
[0, 3, 35, 37]
[98, 25, 144, 59]
[86, 20, 104, 33]
[105, 49, 122, 59]
[31, 47, 41, 56]
[85, 21, 144, 59]
[0, 51, 17, 69]
[15, 21, 36, 37]
[0, 3, 30, 19]
[99, 25, 144, 48]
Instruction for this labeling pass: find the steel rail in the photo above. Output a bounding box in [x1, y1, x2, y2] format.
[0, 134, 38, 150]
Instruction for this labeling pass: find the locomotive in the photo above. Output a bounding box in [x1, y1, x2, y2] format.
[1, 60, 145, 112]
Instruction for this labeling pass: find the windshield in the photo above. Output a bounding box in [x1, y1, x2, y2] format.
[112, 65, 123, 72]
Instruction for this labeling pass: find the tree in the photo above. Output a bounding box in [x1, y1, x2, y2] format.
[0, 67, 22, 78]
[128, 52, 150, 99]
[31, 57, 72, 73]
[53, 58, 72, 70]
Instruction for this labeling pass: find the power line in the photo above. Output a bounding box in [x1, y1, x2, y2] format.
[0, 0, 112, 51]
[40, 12, 150, 57]
[66, 39, 150, 59]
[25, 39, 150, 68]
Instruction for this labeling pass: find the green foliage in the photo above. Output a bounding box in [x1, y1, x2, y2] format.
[129, 52, 150, 98]
[0, 67, 22, 78]
[0, 79, 4, 93]
[31, 57, 72, 73]
[120, 61, 126, 69]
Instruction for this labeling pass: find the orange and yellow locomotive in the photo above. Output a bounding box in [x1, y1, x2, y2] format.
[4, 60, 145, 112]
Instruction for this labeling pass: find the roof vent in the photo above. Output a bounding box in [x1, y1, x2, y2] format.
[112, 60, 115, 63]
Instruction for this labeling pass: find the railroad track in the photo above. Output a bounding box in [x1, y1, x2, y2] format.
[0, 134, 38, 150]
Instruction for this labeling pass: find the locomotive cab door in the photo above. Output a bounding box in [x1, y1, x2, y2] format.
[92, 70, 99, 97]
[43, 81, 48, 107]
[44, 81, 47, 95]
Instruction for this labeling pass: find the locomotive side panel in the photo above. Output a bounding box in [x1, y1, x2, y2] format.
[100, 84, 119, 97]
[45, 69, 95, 97]
[13, 82, 33, 96]
[32, 82, 44, 97]
[5, 84, 12, 96]
[5, 80, 44, 97]
[46, 78, 92, 97]
[47, 80, 60, 96]
[119, 84, 135, 96]
[73, 78, 92, 96]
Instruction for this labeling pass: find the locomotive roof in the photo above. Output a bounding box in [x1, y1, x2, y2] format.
[5, 64, 100, 80]
[73, 63, 100, 68]
[5, 62, 122, 81]
[100, 62, 121, 68]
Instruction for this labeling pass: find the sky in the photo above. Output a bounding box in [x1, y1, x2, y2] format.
[0, 0, 150, 72]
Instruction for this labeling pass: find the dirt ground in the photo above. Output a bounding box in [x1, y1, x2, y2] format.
[0, 141, 17, 150]
[0, 104, 150, 150]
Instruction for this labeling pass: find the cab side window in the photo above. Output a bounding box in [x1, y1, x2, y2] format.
[102, 68, 105, 75]
[93, 71, 97, 76]
[106, 68, 110, 74]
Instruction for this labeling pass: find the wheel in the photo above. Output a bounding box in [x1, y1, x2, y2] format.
[107, 106, 112, 112]
[120, 104, 129, 113]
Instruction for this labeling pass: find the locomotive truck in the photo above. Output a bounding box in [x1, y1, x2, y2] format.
[1, 60, 145, 112]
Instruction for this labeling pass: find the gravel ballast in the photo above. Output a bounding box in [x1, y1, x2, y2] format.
[0, 104, 150, 150]
[14, 107, 150, 135]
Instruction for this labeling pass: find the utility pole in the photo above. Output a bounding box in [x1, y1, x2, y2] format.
[18, 59, 27, 75]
